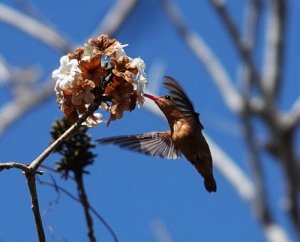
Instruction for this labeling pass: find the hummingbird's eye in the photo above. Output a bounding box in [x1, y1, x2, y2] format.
[163, 95, 172, 100]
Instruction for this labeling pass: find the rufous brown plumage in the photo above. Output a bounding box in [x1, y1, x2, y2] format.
[98, 76, 217, 192]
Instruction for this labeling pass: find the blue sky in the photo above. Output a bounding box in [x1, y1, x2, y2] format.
[0, 1, 299, 242]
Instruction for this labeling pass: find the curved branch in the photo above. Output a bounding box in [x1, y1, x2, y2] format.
[26, 172, 46, 242]
[159, 0, 243, 114]
[0, 161, 31, 173]
[209, 0, 263, 93]
[262, 0, 286, 100]
[242, 0, 262, 51]
[0, 81, 54, 135]
[282, 97, 300, 131]
[29, 97, 103, 171]
[0, 3, 71, 52]
[92, 0, 140, 37]
[75, 173, 96, 242]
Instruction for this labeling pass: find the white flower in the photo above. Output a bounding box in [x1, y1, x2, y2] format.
[114, 42, 129, 59]
[82, 113, 104, 127]
[132, 57, 146, 77]
[52, 55, 80, 90]
[99, 102, 110, 112]
[131, 57, 147, 106]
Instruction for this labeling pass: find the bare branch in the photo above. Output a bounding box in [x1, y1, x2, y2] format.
[264, 224, 292, 242]
[242, 112, 273, 226]
[0, 81, 54, 135]
[262, 0, 286, 99]
[209, 133, 291, 242]
[159, 0, 243, 114]
[26, 173, 46, 242]
[209, 0, 263, 93]
[150, 220, 173, 242]
[29, 96, 104, 171]
[75, 173, 96, 242]
[209, 134, 290, 242]
[236, 1, 279, 239]
[92, 0, 140, 37]
[0, 3, 71, 52]
[147, 60, 167, 95]
[0, 56, 10, 82]
[205, 135, 255, 201]
[282, 97, 300, 130]
[0, 161, 31, 173]
[237, 0, 262, 101]
[242, 0, 262, 51]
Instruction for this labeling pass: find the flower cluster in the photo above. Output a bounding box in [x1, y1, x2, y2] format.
[52, 35, 147, 127]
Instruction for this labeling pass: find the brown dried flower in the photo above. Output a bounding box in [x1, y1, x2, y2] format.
[52, 34, 148, 127]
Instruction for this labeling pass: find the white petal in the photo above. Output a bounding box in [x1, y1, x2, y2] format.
[82, 113, 104, 127]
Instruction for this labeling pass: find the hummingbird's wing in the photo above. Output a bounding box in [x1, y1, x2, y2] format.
[163, 76, 204, 129]
[97, 131, 181, 159]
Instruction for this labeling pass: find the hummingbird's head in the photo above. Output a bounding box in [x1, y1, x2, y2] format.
[144, 93, 175, 116]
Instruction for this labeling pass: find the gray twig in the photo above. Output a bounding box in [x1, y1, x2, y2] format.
[0, 3, 71, 52]
[92, 0, 140, 37]
[159, 0, 243, 114]
[38, 176, 119, 242]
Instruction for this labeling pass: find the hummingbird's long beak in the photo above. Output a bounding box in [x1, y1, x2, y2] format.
[144, 93, 160, 101]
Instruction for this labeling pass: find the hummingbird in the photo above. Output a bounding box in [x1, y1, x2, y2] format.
[97, 76, 217, 192]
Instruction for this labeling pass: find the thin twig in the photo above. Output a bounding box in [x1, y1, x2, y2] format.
[262, 0, 286, 100]
[151, 220, 174, 242]
[0, 56, 10, 82]
[237, 0, 262, 98]
[75, 173, 96, 242]
[282, 97, 300, 131]
[209, 0, 263, 93]
[280, 132, 300, 236]
[25, 173, 46, 242]
[205, 135, 255, 201]
[238, 1, 279, 240]
[159, 0, 243, 114]
[37, 177, 119, 242]
[0, 81, 54, 135]
[242, 111, 273, 226]
[92, 0, 140, 37]
[29, 97, 103, 171]
[208, 134, 291, 242]
[0, 3, 71, 52]
[242, 0, 262, 51]
[0, 161, 31, 173]
[260, 0, 300, 236]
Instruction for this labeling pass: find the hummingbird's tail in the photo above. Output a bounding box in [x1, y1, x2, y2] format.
[204, 176, 217, 193]
[193, 158, 217, 192]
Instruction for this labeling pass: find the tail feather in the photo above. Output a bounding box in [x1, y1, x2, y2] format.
[193, 159, 217, 192]
[204, 176, 217, 193]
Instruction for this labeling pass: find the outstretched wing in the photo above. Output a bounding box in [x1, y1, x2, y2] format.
[97, 131, 181, 159]
[163, 76, 204, 129]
